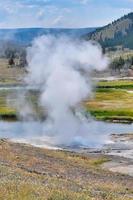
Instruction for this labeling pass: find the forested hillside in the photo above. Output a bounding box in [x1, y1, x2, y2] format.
[86, 13, 133, 49]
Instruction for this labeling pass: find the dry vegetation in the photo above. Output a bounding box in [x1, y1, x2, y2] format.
[0, 139, 133, 200]
[0, 58, 25, 85]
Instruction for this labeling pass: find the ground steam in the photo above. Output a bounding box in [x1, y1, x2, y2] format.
[22, 35, 109, 146]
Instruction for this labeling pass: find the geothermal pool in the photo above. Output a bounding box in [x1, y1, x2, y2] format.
[0, 120, 132, 149]
[0, 85, 133, 149]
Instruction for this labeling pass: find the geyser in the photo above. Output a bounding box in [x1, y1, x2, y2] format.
[24, 35, 109, 146]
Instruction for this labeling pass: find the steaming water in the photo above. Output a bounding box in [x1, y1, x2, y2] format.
[1, 85, 132, 149]
[0, 86, 35, 91]
[0, 120, 132, 149]
[0, 36, 131, 150]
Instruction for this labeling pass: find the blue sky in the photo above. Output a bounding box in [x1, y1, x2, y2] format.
[0, 0, 133, 28]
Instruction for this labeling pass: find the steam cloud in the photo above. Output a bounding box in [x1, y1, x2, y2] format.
[24, 35, 109, 146]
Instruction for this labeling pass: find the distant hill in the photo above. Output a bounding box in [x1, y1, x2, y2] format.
[0, 27, 96, 46]
[85, 12, 133, 49]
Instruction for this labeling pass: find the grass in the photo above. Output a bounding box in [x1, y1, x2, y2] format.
[0, 108, 17, 120]
[97, 80, 133, 89]
[89, 110, 133, 122]
[0, 80, 133, 122]
[0, 89, 43, 120]
[85, 86, 133, 122]
[0, 89, 17, 120]
[0, 60, 133, 122]
[0, 181, 92, 200]
[0, 140, 132, 200]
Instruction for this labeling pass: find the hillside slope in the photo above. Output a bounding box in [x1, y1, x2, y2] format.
[86, 12, 133, 49]
[0, 139, 133, 200]
[0, 27, 96, 46]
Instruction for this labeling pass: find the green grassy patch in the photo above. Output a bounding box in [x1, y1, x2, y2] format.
[98, 80, 133, 89]
[86, 81, 133, 122]
[0, 80, 133, 122]
[89, 109, 133, 122]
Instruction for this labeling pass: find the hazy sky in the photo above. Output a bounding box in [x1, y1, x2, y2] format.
[0, 0, 133, 28]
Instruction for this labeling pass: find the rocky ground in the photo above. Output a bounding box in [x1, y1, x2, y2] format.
[102, 134, 133, 176]
[75, 134, 133, 177]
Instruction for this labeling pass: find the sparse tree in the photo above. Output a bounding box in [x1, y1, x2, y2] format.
[8, 54, 15, 67]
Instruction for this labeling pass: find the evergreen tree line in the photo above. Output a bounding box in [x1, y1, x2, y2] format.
[4, 47, 27, 68]
[109, 55, 133, 72]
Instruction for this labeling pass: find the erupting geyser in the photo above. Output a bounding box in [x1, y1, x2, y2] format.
[24, 35, 109, 146]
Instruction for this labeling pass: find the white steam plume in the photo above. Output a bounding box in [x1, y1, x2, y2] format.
[25, 35, 109, 146]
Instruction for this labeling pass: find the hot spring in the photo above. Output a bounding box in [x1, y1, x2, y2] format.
[0, 35, 132, 150]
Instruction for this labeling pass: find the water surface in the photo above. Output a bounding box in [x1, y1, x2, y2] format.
[0, 120, 132, 149]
